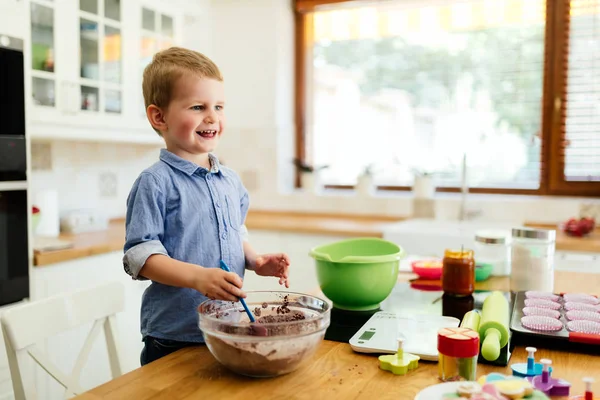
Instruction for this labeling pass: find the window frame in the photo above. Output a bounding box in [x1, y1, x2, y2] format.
[293, 0, 600, 197]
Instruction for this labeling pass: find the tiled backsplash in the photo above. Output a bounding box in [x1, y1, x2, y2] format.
[30, 141, 161, 219]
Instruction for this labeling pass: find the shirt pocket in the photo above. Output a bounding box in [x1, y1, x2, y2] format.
[224, 195, 242, 232]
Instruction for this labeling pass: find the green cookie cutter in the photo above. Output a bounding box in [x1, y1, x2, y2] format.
[378, 338, 420, 375]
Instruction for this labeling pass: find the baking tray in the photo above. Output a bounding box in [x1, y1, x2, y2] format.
[510, 291, 600, 354]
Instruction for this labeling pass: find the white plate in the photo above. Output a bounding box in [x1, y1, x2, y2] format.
[414, 381, 465, 400]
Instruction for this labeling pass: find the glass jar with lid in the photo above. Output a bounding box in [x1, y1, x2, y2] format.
[442, 249, 475, 296]
[474, 230, 511, 277]
[510, 228, 556, 293]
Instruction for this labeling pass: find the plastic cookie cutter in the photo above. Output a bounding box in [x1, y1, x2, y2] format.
[530, 359, 571, 397]
[378, 337, 419, 375]
[511, 347, 550, 378]
[569, 377, 598, 400]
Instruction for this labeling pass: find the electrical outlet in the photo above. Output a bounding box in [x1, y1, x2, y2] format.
[99, 172, 117, 197]
[31, 142, 52, 171]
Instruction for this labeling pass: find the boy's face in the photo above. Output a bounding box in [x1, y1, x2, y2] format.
[155, 75, 226, 160]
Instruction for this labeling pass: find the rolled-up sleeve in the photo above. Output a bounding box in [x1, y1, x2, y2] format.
[123, 172, 169, 280]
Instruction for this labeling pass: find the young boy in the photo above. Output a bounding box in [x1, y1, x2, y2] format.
[122, 47, 290, 366]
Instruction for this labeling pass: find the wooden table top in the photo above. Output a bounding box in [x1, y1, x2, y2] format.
[75, 271, 600, 400]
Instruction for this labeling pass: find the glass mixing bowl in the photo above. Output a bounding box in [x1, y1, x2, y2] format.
[198, 291, 331, 378]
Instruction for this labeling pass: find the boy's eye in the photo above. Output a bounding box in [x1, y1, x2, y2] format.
[216, 105, 223, 111]
[191, 105, 204, 111]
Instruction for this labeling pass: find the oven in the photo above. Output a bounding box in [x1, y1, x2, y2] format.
[0, 184, 29, 306]
[0, 34, 29, 306]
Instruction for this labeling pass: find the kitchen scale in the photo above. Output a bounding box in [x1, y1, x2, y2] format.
[331, 282, 514, 366]
[349, 312, 460, 361]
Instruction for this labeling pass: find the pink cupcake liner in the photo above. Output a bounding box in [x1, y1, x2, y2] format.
[524, 298, 561, 310]
[567, 320, 600, 334]
[521, 315, 564, 332]
[522, 306, 561, 319]
[564, 302, 600, 312]
[565, 310, 600, 323]
[563, 293, 600, 305]
[525, 291, 559, 301]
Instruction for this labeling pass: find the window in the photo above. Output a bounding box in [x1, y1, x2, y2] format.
[294, 0, 600, 196]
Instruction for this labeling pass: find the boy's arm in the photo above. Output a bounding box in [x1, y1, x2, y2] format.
[141, 254, 243, 299]
[122, 172, 168, 280]
[243, 237, 258, 271]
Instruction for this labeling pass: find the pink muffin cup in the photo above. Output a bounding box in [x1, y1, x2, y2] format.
[521, 315, 564, 332]
[524, 298, 561, 310]
[522, 307, 561, 319]
[525, 291, 559, 301]
[565, 310, 600, 323]
[564, 302, 600, 312]
[567, 320, 600, 334]
[563, 293, 600, 305]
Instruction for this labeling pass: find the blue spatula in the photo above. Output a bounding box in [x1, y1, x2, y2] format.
[219, 260, 255, 323]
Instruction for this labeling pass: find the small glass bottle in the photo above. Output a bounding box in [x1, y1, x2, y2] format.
[510, 228, 556, 293]
[442, 249, 475, 296]
[438, 327, 480, 382]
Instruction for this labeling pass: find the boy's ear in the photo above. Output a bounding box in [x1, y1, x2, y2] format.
[147, 105, 167, 133]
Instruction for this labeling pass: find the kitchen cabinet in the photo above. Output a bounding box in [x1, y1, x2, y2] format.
[0, 0, 27, 39]
[24, 0, 185, 144]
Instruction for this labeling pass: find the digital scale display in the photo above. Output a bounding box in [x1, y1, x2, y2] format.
[358, 330, 376, 341]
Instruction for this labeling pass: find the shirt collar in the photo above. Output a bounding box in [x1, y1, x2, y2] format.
[159, 148, 221, 176]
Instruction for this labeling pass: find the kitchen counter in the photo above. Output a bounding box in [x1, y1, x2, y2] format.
[33, 211, 600, 266]
[74, 271, 600, 400]
[33, 219, 126, 267]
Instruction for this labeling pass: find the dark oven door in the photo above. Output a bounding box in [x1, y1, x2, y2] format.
[0, 184, 29, 306]
[0, 34, 26, 181]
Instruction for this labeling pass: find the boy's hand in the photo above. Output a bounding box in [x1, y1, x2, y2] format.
[252, 253, 291, 288]
[194, 267, 246, 302]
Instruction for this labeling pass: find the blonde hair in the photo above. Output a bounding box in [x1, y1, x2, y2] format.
[142, 46, 223, 111]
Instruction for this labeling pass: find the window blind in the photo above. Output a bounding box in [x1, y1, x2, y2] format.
[563, 0, 600, 181]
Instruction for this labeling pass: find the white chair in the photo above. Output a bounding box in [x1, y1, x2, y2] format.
[1, 281, 125, 400]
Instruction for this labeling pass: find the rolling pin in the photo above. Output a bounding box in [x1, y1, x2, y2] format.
[460, 310, 481, 332]
[479, 291, 510, 361]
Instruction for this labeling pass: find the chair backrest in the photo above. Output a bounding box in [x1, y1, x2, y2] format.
[1, 281, 125, 400]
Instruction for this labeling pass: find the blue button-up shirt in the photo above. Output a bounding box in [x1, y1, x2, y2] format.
[123, 149, 249, 343]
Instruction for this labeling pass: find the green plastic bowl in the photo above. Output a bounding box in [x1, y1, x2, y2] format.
[309, 238, 404, 311]
[475, 262, 494, 282]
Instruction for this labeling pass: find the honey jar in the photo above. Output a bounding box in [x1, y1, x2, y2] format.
[442, 249, 475, 296]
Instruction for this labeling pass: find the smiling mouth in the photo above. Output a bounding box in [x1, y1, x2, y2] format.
[196, 130, 217, 139]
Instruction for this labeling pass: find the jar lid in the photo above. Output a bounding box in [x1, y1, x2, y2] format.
[475, 229, 510, 245]
[444, 249, 474, 259]
[512, 227, 556, 241]
[438, 327, 480, 358]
